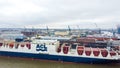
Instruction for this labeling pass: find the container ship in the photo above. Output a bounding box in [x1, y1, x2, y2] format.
[0, 35, 120, 64]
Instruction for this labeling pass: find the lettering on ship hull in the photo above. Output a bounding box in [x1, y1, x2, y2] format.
[36, 44, 47, 51]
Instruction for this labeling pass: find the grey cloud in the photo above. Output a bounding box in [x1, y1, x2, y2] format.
[0, 0, 120, 28]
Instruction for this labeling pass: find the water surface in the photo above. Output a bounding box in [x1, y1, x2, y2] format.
[0, 56, 119, 68]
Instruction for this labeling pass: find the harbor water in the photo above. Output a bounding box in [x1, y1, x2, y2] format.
[0, 56, 119, 68]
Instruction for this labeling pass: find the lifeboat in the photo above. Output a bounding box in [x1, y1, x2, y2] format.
[100, 48, 108, 57]
[26, 43, 31, 49]
[85, 47, 91, 56]
[21, 44, 25, 47]
[113, 46, 119, 51]
[63, 46, 69, 54]
[15, 44, 19, 49]
[77, 46, 84, 55]
[5, 43, 8, 47]
[92, 48, 100, 57]
[118, 46, 120, 55]
[117, 51, 120, 55]
[57, 46, 61, 53]
[0, 43, 3, 46]
[110, 51, 116, 56]
[9, 43, 14, 48]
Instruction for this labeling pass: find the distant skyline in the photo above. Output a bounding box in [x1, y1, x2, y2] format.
[0, 0, 120, 29]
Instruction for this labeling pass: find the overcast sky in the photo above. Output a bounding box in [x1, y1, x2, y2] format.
[0, 0, 120, 29]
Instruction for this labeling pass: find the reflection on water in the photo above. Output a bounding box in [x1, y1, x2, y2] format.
[0, 56, 119, 68]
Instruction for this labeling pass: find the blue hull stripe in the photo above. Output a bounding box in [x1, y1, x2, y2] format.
[0, 51, 119, 64]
